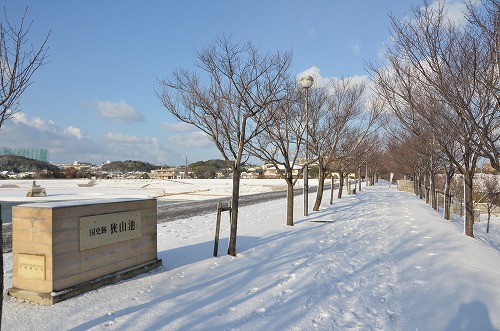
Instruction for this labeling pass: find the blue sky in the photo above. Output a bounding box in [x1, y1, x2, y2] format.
[0, 0, 467, 166]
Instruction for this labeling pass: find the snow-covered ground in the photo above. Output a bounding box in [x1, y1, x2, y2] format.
[0, 178, 288, 203]
[0, 178, 288, 223]
[2, 181, 499, 330]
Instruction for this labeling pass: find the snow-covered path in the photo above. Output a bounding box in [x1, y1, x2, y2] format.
[2, 182, 499, 330]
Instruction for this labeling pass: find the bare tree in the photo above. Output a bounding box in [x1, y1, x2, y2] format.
[308, 78, 367, 210]
[248, 79, 306, 226]
[156, 36, 291, 255]
[328, 98, 381, 200]
[465, 0, 500, 171]
[477, 174, 500, 233]
[331, 128, 375, 199]
[0, 7, 49, 326]
[0, 8, 49, 127]
[369, 1, 486, 237]
[441, 153, 457, 220]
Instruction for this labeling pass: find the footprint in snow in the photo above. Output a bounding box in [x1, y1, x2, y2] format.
[246, 287, 259, 295]
[255, 308, 266, 314]
[413, 279, 426, 286]
[104, 320, 115, 327]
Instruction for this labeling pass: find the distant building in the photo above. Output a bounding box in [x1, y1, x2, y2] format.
[1, 147, 49, 163]
[262, 164, 301, 179]
[151, 167, 189, 179]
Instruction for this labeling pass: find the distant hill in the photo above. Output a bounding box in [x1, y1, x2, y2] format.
[101, 160, 158, 173]
[189, 159, 230, 178]
[0, 155, 64, 178]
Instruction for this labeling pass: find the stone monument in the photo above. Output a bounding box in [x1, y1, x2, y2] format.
[26, 180, 47, 197]
[8, 198, 162, 305]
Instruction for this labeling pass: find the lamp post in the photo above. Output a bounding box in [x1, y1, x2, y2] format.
[299, 75, 313, 216]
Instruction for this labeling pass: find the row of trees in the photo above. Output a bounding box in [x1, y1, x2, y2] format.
[156, 36, 383, 256]
[157, 0, 500, 254]
[369, 0, 500, 238]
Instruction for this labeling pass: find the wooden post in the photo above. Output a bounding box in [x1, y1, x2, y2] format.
[213, 202, 222, 257]
[213, 201, 231, 257]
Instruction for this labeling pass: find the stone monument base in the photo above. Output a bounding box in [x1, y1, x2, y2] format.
[9, 259, 162, 305]
[8, 198, 161, 305]
[26, 186, 47, 197]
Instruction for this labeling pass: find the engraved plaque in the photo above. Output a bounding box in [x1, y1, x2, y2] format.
[18, 254, 46, 280]
[79, 210, 142, 251]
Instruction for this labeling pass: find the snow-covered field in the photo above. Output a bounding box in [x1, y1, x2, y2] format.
[2, 180, 499, 330]
[0, 178, 288, 223]
[0, 178, 288, 203]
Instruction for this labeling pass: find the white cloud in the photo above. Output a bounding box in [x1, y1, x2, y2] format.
[168, 131, 212, 149]
[106, 132, 141, 143]
[376, 0, 475, 66]
[64, 126, 84, 139]
[427, 0, 469, 25]
[352, 43, 361, 55]
[300, 20, 317, 39]
[162, 121, 212, 148]
[0, 112, 185, 165]
[12, 112, 57, 131]
[105, 132, 157, 145]
[163, 122, 195, 132]
[93, 100, 144, 123]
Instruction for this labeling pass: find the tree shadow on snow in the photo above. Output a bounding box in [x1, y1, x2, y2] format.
[444, 301, 499, 331]
[67, 231, 302, 331]
[157, 235, 261, 271]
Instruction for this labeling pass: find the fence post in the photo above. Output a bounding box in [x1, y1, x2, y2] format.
[213, 202, 222, 257]
[213, 201, 231, 257]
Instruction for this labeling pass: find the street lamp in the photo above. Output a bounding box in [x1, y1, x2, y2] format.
[299, 75, 313, 216]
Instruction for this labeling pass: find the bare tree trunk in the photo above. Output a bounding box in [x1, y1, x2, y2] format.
[358, 166, 362, 192]
[463, 172, 475, 237]
[365, 165, 369, 187]
[330, 176, 334, 204]
[487, 214, 491, 233]
[443, 170, 454, 220]
[424, 174, 430, 205]
[414, 175, 419, 196]
[338, 173, 344, 199]
[430, 172, 437, 210]
[286, 175, 294, 226]
[444, 182, 452, 220]
[228, 167, 241, 256]
[313, 166, 326, 211]
[419, 176, 425, 200]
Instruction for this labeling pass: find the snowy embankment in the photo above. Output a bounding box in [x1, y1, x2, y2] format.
[2, 182, 499, 330]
